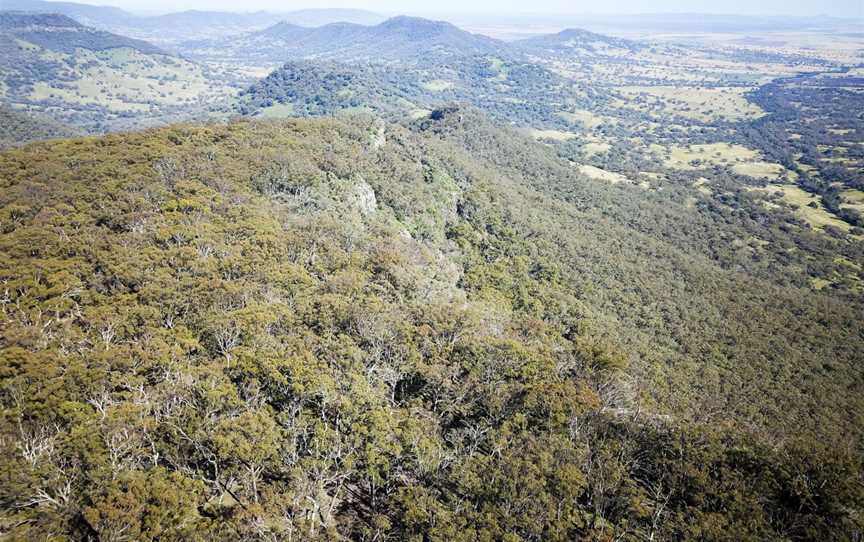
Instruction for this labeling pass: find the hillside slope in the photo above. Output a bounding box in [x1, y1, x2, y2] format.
[231, 58, 591, 128]
[515, 27, 643, 57]
[232, 61, 426, 117]
[179, 16, 509, 66]
[0, 12, 235, 131]
[3, 1, 384, 42]
[0, 0, 134, 29]
[0, 114, 861, 540]
[0, 12, 163, 54]
[0, 103, 80, 148]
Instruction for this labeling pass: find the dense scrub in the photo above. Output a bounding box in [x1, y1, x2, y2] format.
[233, 56, 583, 128]
[0, 116, 861, 540]
[0, 105, 80, 149]
[234, 61, 415, 116]
[745, 73, 864, 227]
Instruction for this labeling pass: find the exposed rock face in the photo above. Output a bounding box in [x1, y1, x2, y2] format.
[370, 119, 387, 150]
[344, 176, 377, 216]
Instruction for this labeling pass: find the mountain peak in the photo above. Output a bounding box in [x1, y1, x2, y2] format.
[258, 20, 307, 36]
[516, 26, 641, 53]
[377, 15, 455, 35]
[0, 11, 165, 55]
[217, 14, 506, 62]
[0, 11, 83, 29]
[554, 28, 601, 39]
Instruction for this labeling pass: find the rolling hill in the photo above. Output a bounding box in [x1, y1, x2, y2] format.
[229, 55, 593, 128]
[0, 0, 133, 29]
[179, 15, 511, 66]
[515, 27, 644, 57]
[0, 12, 235, 131]
[0, 12, 164, 54]
[279, 8, 385, 27]
[232, 61, 425, 118]
[2, 0, 384, 42]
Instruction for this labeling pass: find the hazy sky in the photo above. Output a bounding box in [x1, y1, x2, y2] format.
[98, 0, 864, 19]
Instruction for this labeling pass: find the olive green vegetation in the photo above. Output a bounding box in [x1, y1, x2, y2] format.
[0, 105, 81, 149]
[0, 113, 862, 541]
[0, 13, 237, 133]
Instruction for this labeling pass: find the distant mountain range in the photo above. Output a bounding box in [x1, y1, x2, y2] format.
[0, 11, 165, 55]
[0, 8, 633, 132]
[272, 8, 386, 27]
[180, 16, 509, 65]
[569, 13, 858, 33]
[447, 12, 860, 39]
[5, 1, 858, 46]
[179, 14, 652, 68]
[1, 0, 385, 42]
[515, 28, 643, 56]
[0, 0, 130, 27]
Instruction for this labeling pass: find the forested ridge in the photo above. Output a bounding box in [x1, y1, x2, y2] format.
[0, 12, 165, 55]
[180, 16, 507, 64]
[0, 105, 80, 149]
[0, 113, 862, 541]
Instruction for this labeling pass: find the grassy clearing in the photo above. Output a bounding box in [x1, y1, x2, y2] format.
[409, 108, 432, 120]
[255, 102, 295, 118]
[557, 109, 605, 129]
[616, 86, 765, 122]
[834, 256, 863, 272]
[579, 135, 612, 155]
[30, 81, 151, 112]
[732, 161, 788, 179]
[752, 184, 851, 232]
[841, 189, 864, 204]
[579, 165, 631, 184]
[693, 177, 712, 195]
[422, 80, 455, 92]
[584, 141, 611, 155]
[794, 159, 819, 176]
[657, 142, 758, 169]
[840, 189, 864, 213]
[641, 172, 667, 181]
[814, 258, 864, 293]
[811, 277, 833, 290]
[656, 143, 794, 179]
[487, 57, 508, 81]
[14, 45, 234, 116]
[528, 129, 577, 142]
